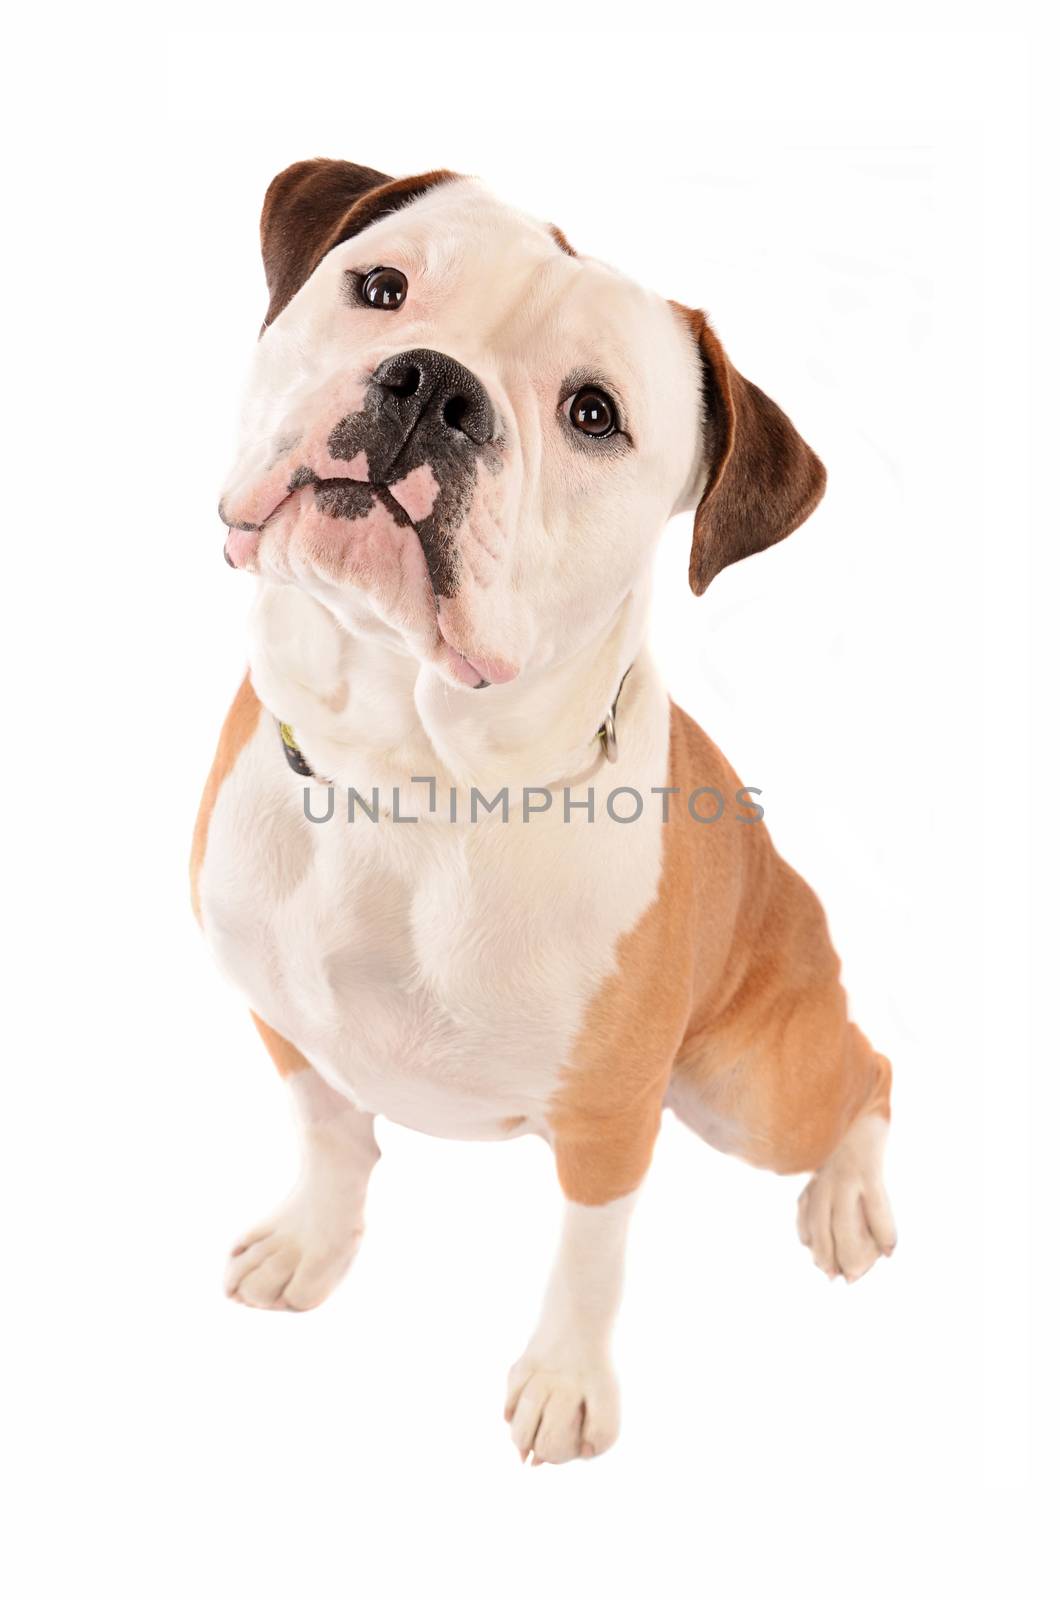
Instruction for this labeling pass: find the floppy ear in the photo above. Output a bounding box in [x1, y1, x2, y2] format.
[259, 158, 459, 327]
[675, 304, 826, 595]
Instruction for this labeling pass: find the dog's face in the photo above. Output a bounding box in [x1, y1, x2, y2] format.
[220, 162, 825, 690]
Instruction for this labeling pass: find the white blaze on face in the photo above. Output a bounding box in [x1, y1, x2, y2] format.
[220, 177, 705, 688]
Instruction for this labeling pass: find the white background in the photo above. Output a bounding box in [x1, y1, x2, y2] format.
[3, 9, 1056, 1597]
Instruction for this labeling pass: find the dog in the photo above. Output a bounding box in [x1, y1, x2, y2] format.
[193, 159, 895, 1466]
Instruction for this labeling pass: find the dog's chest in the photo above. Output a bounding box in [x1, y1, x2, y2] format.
[198, 717, 635, 1138]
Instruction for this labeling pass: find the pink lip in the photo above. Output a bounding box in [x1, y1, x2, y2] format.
[222, 482, 301, 569]
[441, 645, 487, 687]
[222, 481, 369, 569]
[438, 643, 518, 690]
[435, 607, 518, 689]
[224, 525, 262, 569]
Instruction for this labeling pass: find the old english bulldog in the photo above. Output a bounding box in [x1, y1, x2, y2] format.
[194, 159, 895, 1465]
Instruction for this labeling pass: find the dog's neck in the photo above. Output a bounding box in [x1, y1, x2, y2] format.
[246, 580, 656, 799]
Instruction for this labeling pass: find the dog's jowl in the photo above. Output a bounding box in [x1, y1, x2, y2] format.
[194, 158, 895, 1466]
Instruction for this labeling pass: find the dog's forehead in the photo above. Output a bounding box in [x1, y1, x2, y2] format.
[328, 178, 691, 394]
[349, 176, 559, 276]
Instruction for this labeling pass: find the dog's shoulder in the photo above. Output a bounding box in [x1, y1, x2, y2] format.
[666, 698, 741, 793]
[190, 673, 261, 921]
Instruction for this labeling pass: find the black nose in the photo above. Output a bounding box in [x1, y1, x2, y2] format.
[371, 348, 494, 447]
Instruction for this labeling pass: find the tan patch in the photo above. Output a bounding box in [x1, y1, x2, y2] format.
[549, 703, 891, 1204]
[250, 1011, 311, 1079]
[189, 673, 261, 922]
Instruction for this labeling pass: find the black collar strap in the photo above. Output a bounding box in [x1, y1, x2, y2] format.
[277, 664, 633, 785]
[277, 720, 332, 784]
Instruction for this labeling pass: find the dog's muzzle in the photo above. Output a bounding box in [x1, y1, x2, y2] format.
[219, 348, 500, 599]
[320, 347, 497, 597]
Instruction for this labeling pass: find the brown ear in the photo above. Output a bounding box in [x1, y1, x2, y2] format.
[259, 159, 460, 327]
[675, 304, 826, 595]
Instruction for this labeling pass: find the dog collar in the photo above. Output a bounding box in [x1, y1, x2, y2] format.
[277, 666, 633, 785]
[598, 665, 632, 764]
[277, 720, 332, 785]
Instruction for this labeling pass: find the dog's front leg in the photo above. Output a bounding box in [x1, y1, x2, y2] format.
[224, 1014, 379, 1311]
[506, 1188, 638, 1464]
[505, 1098, 663, 1465]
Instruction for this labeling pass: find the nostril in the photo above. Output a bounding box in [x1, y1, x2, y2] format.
[442, 394, 471, 431]
[382, 363, 421, 399]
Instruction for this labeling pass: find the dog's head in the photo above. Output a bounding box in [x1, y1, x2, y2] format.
[220, 160, 825, 689]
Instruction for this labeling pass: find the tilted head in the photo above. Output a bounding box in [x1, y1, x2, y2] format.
[220, 159, 825, 690]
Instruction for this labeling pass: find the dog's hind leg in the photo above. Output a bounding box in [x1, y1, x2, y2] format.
[224, 1014, 379, 1311]
[794, 1050, 896, 1280]
[669, 995, 897, 1284]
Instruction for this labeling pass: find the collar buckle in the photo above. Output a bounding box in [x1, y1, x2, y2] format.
[597, 664, 632, 763]
[599, 707, 619, 763]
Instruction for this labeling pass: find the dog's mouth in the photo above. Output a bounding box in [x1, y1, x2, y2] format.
[222, 476, 419, 578]
[299, 476, 417, 525]
[224, 476, 412, 547]
[221, 475, 517, 692]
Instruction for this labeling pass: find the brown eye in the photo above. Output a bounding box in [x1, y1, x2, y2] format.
[362, 267, 407, 310]
[569, 385, 617, 438]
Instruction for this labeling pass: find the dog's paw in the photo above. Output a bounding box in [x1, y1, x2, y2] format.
[796, 1115, 896, 1282]
[504, 1356, 620, 1465]
[224, 1199, 363, 1311]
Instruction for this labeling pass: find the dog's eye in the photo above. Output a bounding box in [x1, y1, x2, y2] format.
[568, 386, 617, 439]
[361, 267, 408, 310]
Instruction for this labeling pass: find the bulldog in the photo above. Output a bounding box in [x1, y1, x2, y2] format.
[193, 159, 895, 1466]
